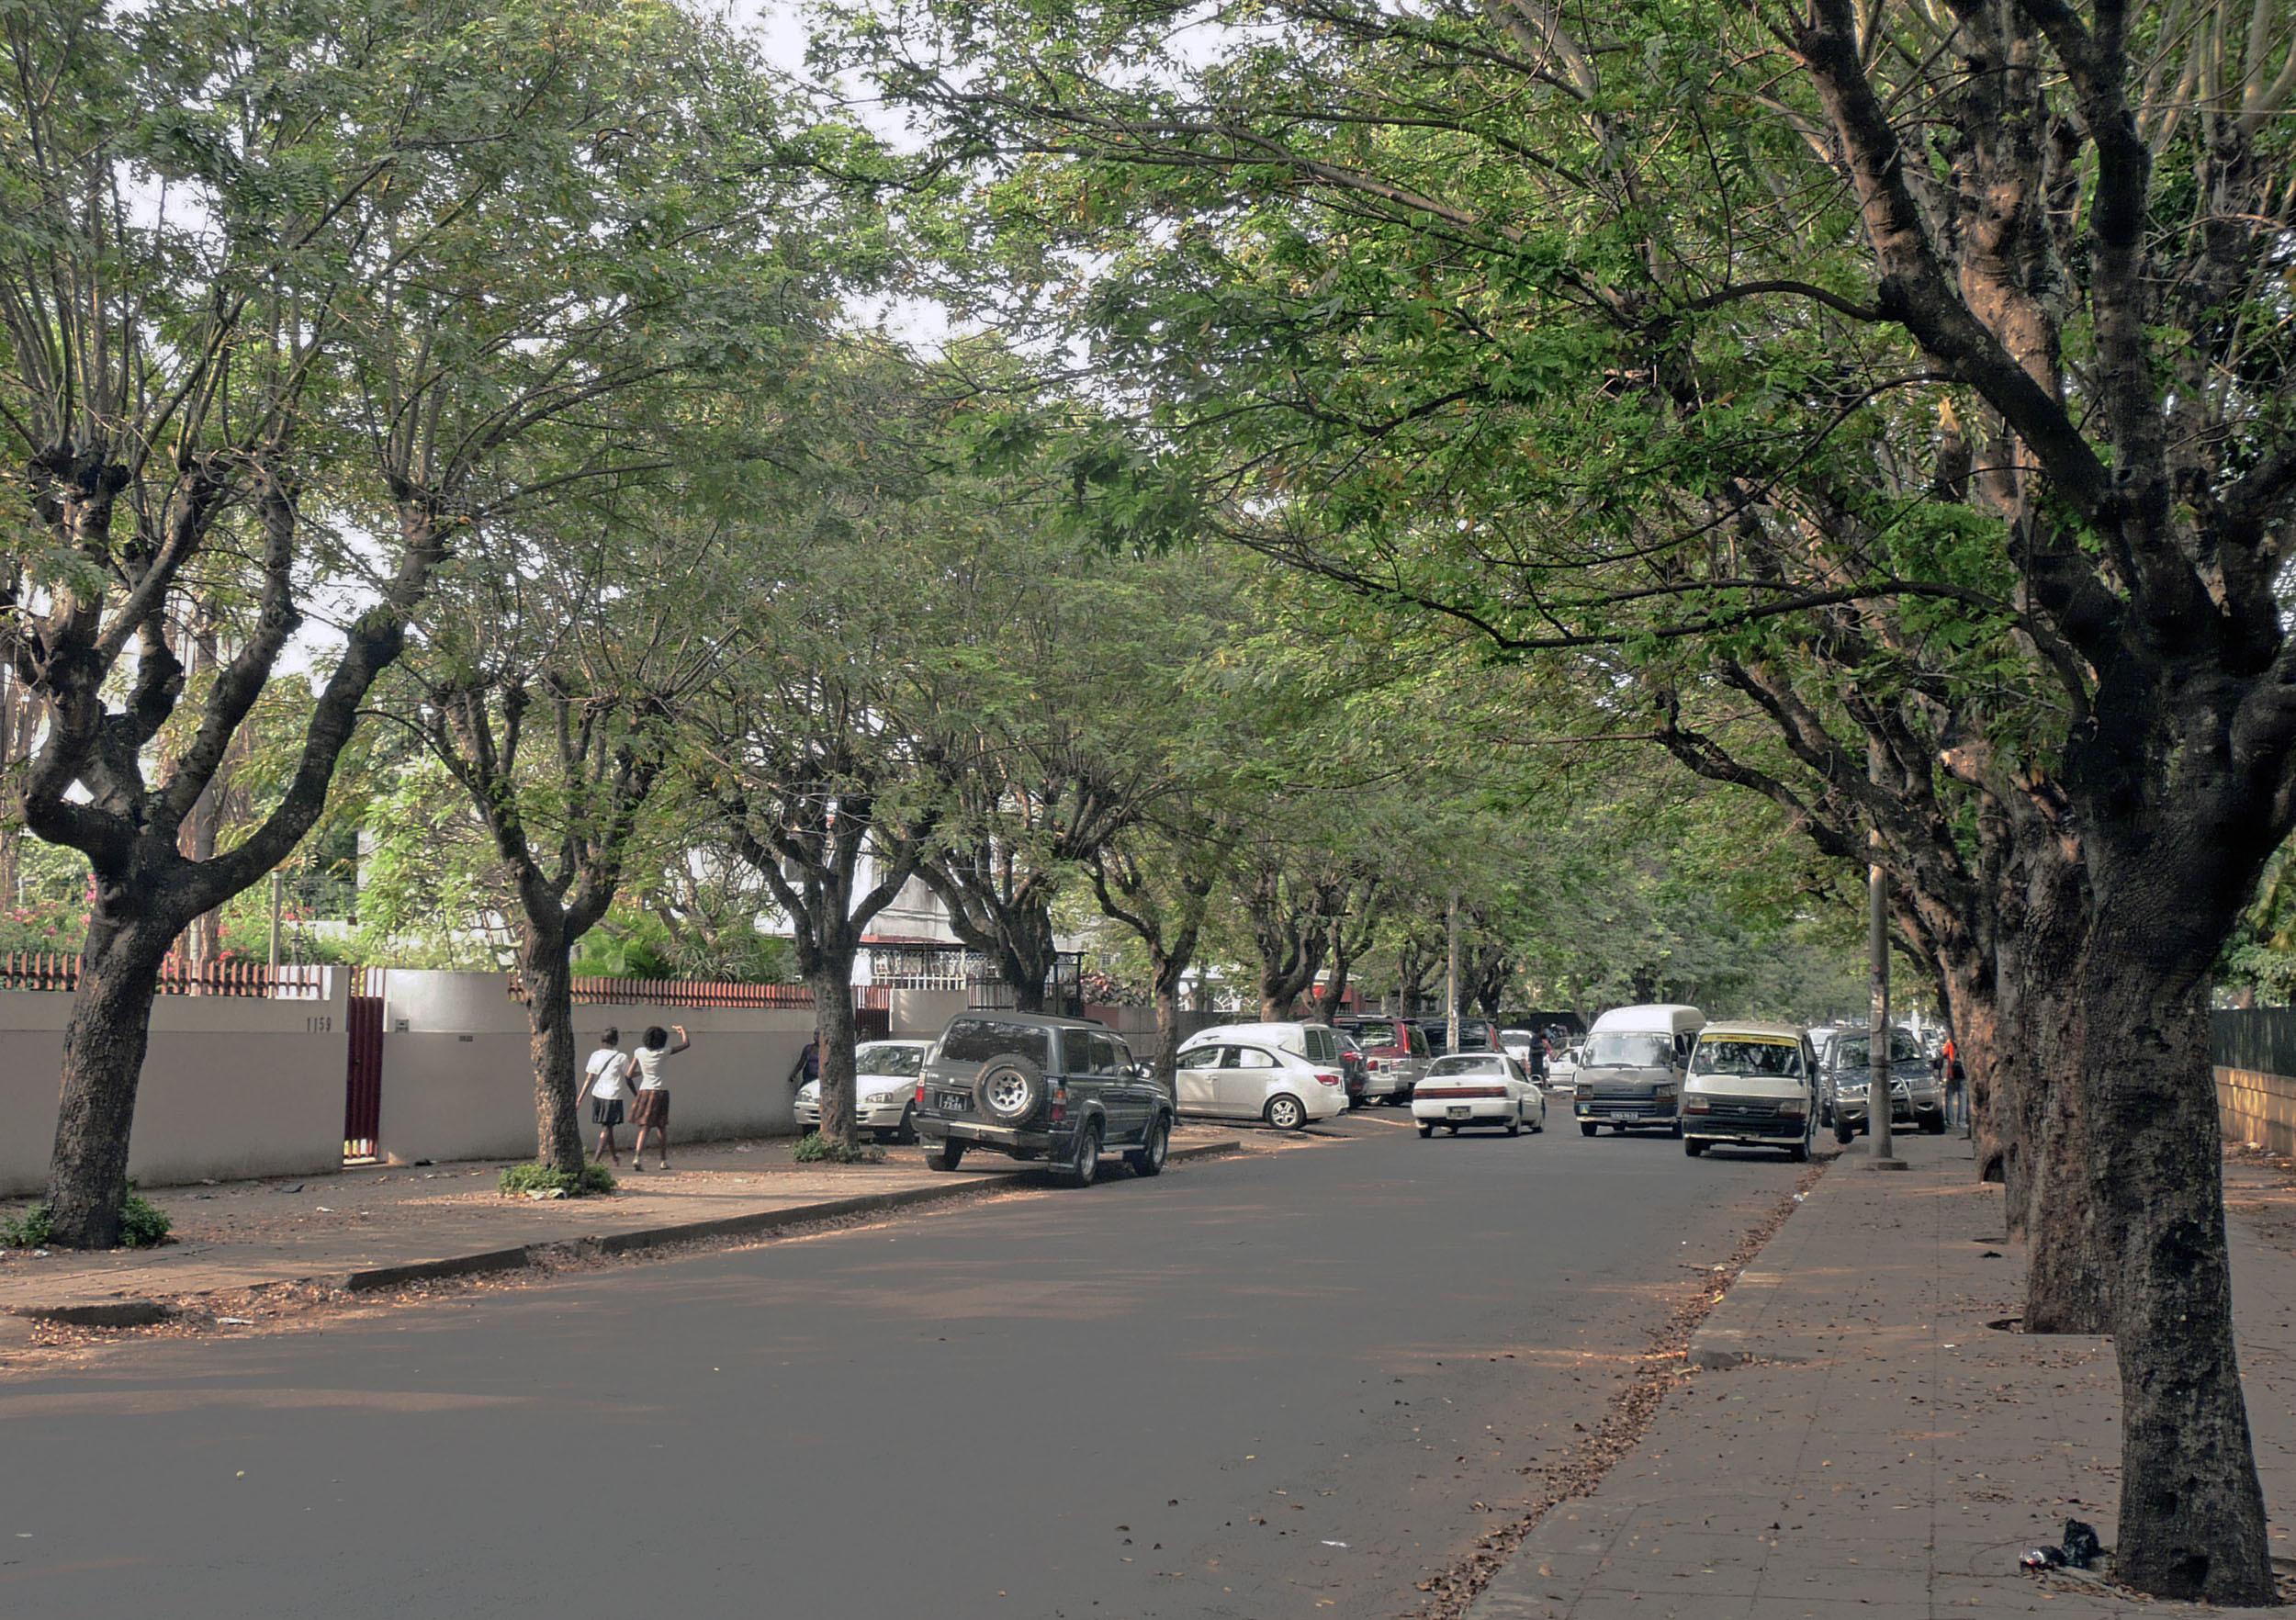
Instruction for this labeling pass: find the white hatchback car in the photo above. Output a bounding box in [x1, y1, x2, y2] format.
[794, 1039, 933, 1142]
[1174, 1035, 1348, 1131]
[1412, 1052, 1547, 1137]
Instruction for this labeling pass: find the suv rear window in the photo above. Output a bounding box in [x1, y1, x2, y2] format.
[940, 1018, 1052, 1070]
[1304, 1028, 1336, 1063]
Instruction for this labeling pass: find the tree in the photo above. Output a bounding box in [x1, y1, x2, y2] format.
[400, 496, 731, 1174]
[916, 458, 1194, 1009]
[845, 0, 2296, 1591]
[0, 0, 613, 1246]
[1087, 815, 1222, 1083]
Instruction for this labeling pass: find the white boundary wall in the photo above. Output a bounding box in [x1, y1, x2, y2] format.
[377, 972, 822, 1164]
[0, 973, 352, 1197]
[0, 971, 969, 1195]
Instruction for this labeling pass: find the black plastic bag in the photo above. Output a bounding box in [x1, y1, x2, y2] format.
[2061, 1520, 2102, 1569]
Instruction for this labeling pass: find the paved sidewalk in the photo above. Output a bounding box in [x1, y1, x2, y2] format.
[1469, 1133, 2296, 1619]
[0, 1125, 1241, 1324]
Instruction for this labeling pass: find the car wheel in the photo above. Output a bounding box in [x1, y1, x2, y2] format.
[1669, 1119, 1683, 1139]
[1506, 1110, 1523, 1137]
[924, 1142, 966, 1173]
[1788, 1142, 1810, 1162]
[974, 1056, 1047, 1125]
[1580, 1121, 1598, 1138]
[1684, 1138, 1705, 1157]
[892, 1106, 918, 1146]
[1919, 1112, 1946, 1135]
[1266, 1095, 1306, 1131]
[1417, 1121, 1435, 1138]
[1126, 1114, 1170, 1176]
[1066, 1120, 1102, 1187]
[1834, 1118, 1855, 1144]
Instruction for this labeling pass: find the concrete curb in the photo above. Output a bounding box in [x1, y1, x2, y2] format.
[6, 1139, 1245, 1324]
[1684, 1266, 1811, 1369]
[1683, 1170, 1836, 1371]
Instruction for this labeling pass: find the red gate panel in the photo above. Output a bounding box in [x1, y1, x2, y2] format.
[344, 994, 384, 1162]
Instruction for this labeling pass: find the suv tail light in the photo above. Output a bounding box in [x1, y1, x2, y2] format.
[1049, 1082, 1068, 1123]
[914, 1082, 926, 1109]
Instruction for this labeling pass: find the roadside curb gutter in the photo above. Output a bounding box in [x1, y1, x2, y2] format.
[7, 1139, 1244, 1327]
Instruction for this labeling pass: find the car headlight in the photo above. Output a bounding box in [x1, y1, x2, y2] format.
[865, 1091, 905, 1107]
[1683, 1096, 1711, 1114]
[1778, 1097, 1807, 1117]
[1575, 1084, 1593, 1099]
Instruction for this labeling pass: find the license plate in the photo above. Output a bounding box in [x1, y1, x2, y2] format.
[1447, 1106, 1471, 1120]
[937, 1091, 970, 1112]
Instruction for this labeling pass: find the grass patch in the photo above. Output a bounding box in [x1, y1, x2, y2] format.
[1, 1182, 172, 1249]
[791, 1132, 885, 1165]
[498, 1161, 617, 1198]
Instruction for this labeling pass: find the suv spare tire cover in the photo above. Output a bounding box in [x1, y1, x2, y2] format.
[974, 1056, 1047, 1123]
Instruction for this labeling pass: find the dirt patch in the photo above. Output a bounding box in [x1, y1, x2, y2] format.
[2224, 1142, 2296, 1261]
[1401, 1158, 1829, 1620]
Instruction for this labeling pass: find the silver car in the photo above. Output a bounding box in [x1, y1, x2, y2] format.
[795, 1039, 932, 1142]
[1821, 1028, 1944, 1137]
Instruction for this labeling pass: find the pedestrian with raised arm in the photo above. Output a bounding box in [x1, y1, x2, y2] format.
[579, 1027, 634, 1165]
[628, 1022, 689, 1173]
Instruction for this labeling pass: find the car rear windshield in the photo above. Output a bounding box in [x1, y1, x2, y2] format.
[1427, 1054, 1507, 1077]
[856, 1044, 926, 1077]
[938, 1018, 1052, 1069]
[1345, 1019, 1403, 1046]
[1584, 1031, 1671, 1068]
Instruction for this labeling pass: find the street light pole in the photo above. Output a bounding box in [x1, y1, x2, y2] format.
[1865, 828, 1903, 1168]
[1445, 892, 1461, 1055]
[268, 870, 285, 973]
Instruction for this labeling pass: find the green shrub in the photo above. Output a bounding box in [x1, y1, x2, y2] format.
[0, 1204, 51, 1248]
[118, 1188, 172, 1247]
[791, 1131, 884, 1165]
[1, 1181, 171, 1249]
[498, 1161, 616, 1198]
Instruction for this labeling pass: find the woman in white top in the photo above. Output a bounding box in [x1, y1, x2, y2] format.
[626, 1023, 689, 1171]
[578, 1028, 634, 1164]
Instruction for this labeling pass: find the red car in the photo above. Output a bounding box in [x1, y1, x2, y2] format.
[1334, 1015, 1431, 1104]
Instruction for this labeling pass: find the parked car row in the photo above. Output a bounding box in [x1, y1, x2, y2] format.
[888, 1000, 1941, 1190]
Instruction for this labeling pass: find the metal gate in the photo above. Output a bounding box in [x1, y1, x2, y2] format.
[343, 991, 384, 1163]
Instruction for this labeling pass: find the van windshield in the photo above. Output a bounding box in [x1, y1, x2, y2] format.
[1585, 1032, 1671, 1069]
[1693, 1039, 1803, 1079]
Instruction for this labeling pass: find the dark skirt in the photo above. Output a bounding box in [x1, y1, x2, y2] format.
[591, 1097, 625, 1129]
[631, 1089, 670, 1129]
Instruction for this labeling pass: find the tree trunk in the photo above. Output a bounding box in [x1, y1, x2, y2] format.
[520, 928, 585, 1174]
[1151, 960, 1186, 1088]
[810, 961, 861, 1146]
[2085, 941, 2272, 1602]
[1938, 950, 2005, 1184]
[44, 915, 173, 1248]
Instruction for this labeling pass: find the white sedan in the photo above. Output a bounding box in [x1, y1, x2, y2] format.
[1412, 1052, 1547, 1137]
[1174, 1038, 1350, 1130]
[795, 1040, 932, 1142]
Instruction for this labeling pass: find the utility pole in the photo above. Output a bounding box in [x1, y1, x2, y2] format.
[1445, 893, 1461, 1054]
[268, 870, 285, 973]
[1864, 830, 1903, 1169]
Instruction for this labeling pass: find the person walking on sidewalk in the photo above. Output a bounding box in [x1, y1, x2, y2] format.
[1941, 1036, 1966, 1132]
[580, 1028, 634, 1164]
[628, 1023, 689, 1172]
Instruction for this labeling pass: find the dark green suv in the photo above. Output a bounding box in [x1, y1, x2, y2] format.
[914, 1012, 1175, 1187]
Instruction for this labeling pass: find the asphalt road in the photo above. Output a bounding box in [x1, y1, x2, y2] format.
[0, 1112, 1805, 1620]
